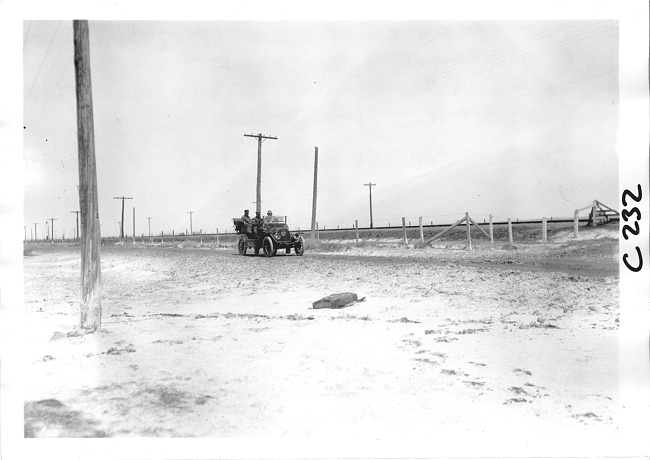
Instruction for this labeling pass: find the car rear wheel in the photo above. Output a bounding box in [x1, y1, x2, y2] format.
[294, 235, 305, 256]
[262, 237, 274, 257]
[238, 236, 248, 256]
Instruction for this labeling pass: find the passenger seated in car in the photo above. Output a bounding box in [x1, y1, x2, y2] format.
[252, 211, 264, 235]
[241, 209, 253, 233]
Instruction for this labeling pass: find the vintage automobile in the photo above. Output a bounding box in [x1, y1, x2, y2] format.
[232, 215, 305, 257]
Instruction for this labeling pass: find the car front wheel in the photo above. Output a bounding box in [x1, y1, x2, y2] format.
[263, 237, 274, 257]
[294, 235, 305, 256]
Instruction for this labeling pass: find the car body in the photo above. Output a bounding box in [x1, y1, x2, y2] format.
[232, 216, 305, 257]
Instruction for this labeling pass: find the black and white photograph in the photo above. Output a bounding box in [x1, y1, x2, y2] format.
[1, 1, 649, 459]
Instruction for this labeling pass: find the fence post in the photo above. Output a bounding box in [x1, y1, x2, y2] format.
[161, 231, 164, 244]
[574, 210, 579, 238]
[419, 216, 424, 243]
[355, 220, 359, 244]
[508, 218, 513, 245]
[402, 217, 408, 245]
[489, 214, 494, 242]
[465, 212, 472, 250]
[542, 217, 547, 243]
[591, 201, 597, 227]
[316, 222, 320, 241]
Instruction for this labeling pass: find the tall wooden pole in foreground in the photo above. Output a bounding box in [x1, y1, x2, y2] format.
[74, 20, 102, 330]
[310, 147, 318, 240]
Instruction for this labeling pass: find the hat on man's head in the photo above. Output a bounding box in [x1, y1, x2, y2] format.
[244, 209, 249, 213]
[267, 210, 273, 215]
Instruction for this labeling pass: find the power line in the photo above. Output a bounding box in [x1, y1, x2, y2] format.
[23, 20, 33, 49]
[24, 21, 61, 108]
[315, 68, 619, 149]
[277, 21, 616, 132]
[26, 26, 72, 122]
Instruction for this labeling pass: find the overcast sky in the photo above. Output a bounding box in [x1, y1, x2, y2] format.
[22, 19, 619, 238]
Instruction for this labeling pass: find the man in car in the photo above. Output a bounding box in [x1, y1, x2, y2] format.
[252, 211, 264, 235]
[241, 209, 252, 233]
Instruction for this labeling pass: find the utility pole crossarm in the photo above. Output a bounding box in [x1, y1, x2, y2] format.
[244, 133, 277, 140]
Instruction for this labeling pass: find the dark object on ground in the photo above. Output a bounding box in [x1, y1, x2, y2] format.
[312, 292, 364, 309]
[233, 216, 305, 257]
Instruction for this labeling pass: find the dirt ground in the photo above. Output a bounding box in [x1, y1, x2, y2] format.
[19, 223, 633, 456]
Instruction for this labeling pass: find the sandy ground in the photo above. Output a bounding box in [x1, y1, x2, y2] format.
[18, 224, 635, 456]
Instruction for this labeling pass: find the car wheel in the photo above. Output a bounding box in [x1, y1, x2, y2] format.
[286, 247, 291, 254]
[263, 237, 274, 257]
[238, 236, 248, 255]
[294, 235, 305, 256]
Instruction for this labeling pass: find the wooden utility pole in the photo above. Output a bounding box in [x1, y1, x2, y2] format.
[33, 223, 38, 242]
[310, 146, 318, 240]
[187, 211, 194, 235]
[48, 218, 58, 244]
[147, 217, 152, 241]
[71, 210, 80, 244]
[113, 196, 132, 240]
[244, 133, 277, 214]
[132, 207, 136, 244]
[364, 182, 376, 229]
[74, 19, 102, 331]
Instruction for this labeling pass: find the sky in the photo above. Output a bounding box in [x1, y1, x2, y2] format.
[22, 18, 620, 238]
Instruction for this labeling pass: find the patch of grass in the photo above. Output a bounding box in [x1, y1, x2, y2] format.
[389, 317, 421, 324]
[504, 398, 530, 405]
[456, 328, 488, 335]
[414, 358, 438, 365]
[508, 386, 529, 395]
[424, 329, 442, 335]
[24, 399, 109, 437]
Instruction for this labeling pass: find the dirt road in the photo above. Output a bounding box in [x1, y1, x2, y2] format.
[21, 235, 624, 455]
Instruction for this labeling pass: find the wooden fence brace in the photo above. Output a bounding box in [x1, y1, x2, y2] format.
[419, 216, 424, 243]
[425, 216, 466, 244]
[468, 216, 492, 240]
[542, 217, 547, 243]
[590, 201, 596, 227]
[489, 214, 494, 242]
[508, 218, 513, 245]
[355, 220, 359, 244]
[402, 217, 408, 245]
[465, 212, 472, 250]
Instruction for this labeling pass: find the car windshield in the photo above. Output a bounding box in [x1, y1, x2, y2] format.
[265, 222, 288, 231]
